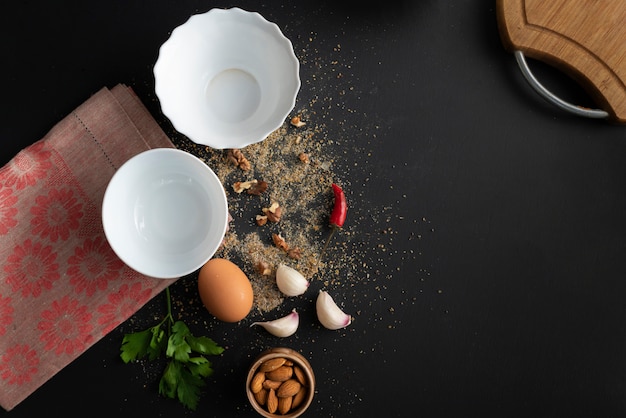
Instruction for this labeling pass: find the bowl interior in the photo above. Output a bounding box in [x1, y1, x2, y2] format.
[102, 148, 228, 278]
[154, 7, 300, 149]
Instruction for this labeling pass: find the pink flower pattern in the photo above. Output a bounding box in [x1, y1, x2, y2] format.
[30, 187, 83, 242]
[0, 187, 18, 235]
[0, 90, 182, 410]
[37, 296, 94, 356]
[68, 236, 125, 296]
[0, 295, 14, 336]
[4, 239, 60, 298]
[0, 344, 39, 386]
[0, 141, 51, 190]
[97, 282, 153, 334]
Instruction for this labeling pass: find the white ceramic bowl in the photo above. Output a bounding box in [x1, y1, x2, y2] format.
[153, 7, 301, 149]
[102, 148, 228, 279]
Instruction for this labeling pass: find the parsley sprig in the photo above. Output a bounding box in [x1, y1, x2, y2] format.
[120, 287, 224, 410]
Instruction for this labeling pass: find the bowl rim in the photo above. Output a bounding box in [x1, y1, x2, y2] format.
[101, 148, 228, 279]
[153, 7, 301, 149]
[245, 347, 315, 418]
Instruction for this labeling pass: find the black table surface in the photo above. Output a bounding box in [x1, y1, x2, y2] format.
[4, 1, 626, 417]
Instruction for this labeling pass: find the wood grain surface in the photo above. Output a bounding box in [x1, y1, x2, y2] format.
[496, 0, 626, 122]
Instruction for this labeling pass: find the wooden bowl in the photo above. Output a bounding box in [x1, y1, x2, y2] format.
[246, 347, 315, 417]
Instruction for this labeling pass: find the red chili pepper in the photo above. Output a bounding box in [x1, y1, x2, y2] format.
[329, 183, 347, 228]
[316, 183, 347, 273]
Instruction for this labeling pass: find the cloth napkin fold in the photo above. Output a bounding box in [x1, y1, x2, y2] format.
[0, 84, 178, 411]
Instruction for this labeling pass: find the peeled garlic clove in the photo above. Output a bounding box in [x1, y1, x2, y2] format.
[276, 264, 309, 296]
[316, 290, 352, 330]
[251, 309, 299, 337]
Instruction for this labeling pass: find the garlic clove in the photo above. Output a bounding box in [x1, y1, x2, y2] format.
[251, 309, 299, 337]
[316, 290, 352, 330]
[275, 264, 309, 296]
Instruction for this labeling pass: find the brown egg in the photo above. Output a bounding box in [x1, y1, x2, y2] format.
[198, 258, 253, 322]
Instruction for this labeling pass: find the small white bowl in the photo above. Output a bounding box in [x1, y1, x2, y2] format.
[154, 7, 301, 149]
[102, 148, 228, 279]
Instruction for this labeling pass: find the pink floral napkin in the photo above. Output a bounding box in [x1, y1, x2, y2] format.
[0, 84, 178, 411]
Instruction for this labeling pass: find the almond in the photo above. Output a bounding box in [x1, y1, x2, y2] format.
[250, 371, 265, 393]
[266, 365, 293, 382]
[292, 387, 307, 409]
[254, 388, 268, 406]
[277, 379, 301, 398]
[259, 357, 286, 372]
[293, 365, 306, 386]
[267, 388, 278, 414]
[278, 396, 293, 415]
[262, 379, 282, 390]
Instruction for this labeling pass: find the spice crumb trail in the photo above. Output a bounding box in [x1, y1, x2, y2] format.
[179, 118, 350, 313]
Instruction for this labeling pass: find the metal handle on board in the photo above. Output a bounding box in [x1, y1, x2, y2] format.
[514, 50, 609, 120]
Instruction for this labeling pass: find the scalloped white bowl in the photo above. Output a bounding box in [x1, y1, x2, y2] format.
[154, 8, 300, 149]
[102, 148, 228, 279]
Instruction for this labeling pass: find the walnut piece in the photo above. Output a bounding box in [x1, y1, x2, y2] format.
[233, 182, 244, 193]
[239, 158, 251, 171]
[255, 261, 272, 276]
[227, 149, 251, 171]
[290, 116, 306, 127]
[262, 202, 282, 223]
[287, 247, 302, 260]
[232, 179, 268, 195]
[298, 152, 309, 164]
[233, 180, 255, 194]
[272, 233, 289, 251]
[255, 215, 268, 226]
[248, 180, 268, 195]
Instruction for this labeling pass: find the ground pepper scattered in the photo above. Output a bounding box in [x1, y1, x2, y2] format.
[173, 114, 349, 313]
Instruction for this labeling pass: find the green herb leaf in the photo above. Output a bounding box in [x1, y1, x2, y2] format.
[166, 321, 192, 362]
[121, 287, 225, 410]
[158, 360, 207, 411]
[159, 360, 181, 399]
[176, 366, 205, 411]
[148, 325, 167, 360]
[187, 356, 214, 378]
[120, 327, 153, 363]
[187, 334, 225, 356]
[172, 320, 191, 338]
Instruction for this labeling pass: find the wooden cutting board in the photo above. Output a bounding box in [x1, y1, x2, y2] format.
[496, 0, 626, 123]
